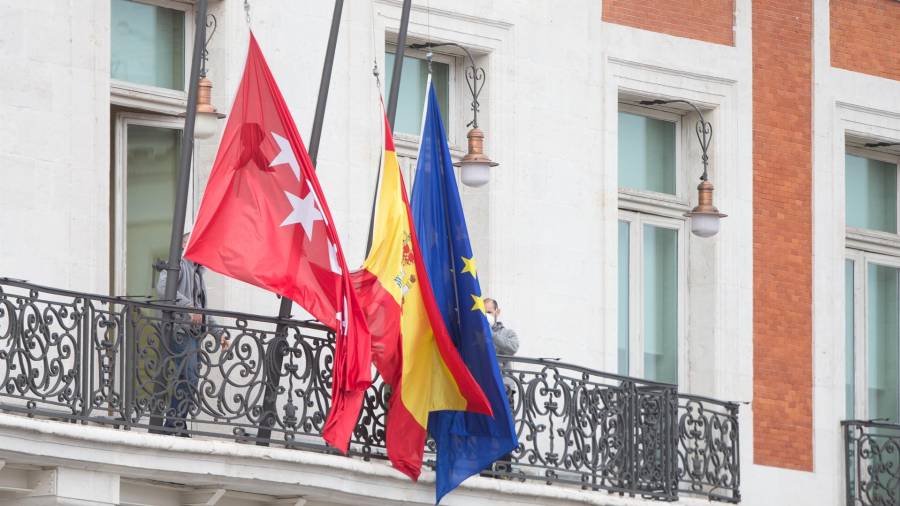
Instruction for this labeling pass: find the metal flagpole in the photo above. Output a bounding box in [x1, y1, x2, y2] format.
[256, 0, 345, 445]
[149, 0, 209, 432]
[386, 0, 412, 126]
[366, 0, 412, 256]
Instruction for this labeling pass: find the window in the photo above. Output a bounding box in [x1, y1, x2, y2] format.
[845, 147, 900, 422]
[109, 0, 194, 296]
[618, 112, 677, 195]
[114, 115, 187, 296]
[384, 48, 451, 137]
[111, 0, 187, 91]
[618, 212, 683, 384]
[617, 105, 687, 385]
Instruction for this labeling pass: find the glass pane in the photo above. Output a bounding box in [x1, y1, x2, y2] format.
[618, 221, 630, 376]
[867, 263, 900, 423]
[385, 51, 450, 135]
[643, 225, 678, 384]
[846, 259, 855, 419]
[126, 124, 182, 297]
[111, 0, 185, 90]
[846, 154, 897, 233]
[618, 112, 676, 195]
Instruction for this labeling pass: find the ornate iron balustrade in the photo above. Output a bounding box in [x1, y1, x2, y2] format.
[844, 420, 900, 506]
[677, 394, 740, 502]
[0, 278, 739, 501]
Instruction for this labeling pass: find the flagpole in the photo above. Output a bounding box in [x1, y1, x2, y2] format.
[386, 0, 412, 126]
[366, 0, 411, 256]
[148, 0, 208, 433]
[258, 0, 345, 446]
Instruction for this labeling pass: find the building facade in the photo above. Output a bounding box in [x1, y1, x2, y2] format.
[0, 0, 899, 504]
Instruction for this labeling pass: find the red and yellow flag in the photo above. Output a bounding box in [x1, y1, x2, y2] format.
[351, 113, 492, 480]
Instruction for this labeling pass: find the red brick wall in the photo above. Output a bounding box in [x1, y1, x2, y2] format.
[602, 0, 735, 46]
[752, 0, 814, 470]
[831, 0, 900, 81]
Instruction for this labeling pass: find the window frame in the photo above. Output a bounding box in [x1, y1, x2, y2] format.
[845, 146, 900, 252]
[845, 249, 900, 420]
[384, 43, 461, 148]
[845, 146, 900, 421]
[617, 103, 687, 208]
[110, 0, 194, 115]
[112, 112, 193, 297]
[617, 103, 691, 386]
[618, 209, 688, 386]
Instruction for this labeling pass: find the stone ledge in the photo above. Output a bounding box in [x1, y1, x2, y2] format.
[0, 414, 705, 506]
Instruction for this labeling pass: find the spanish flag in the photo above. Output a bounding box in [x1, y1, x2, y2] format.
[351, 112, 492, 480]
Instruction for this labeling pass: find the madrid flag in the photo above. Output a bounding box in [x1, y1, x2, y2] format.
[351, 111, 491, 480]
[184, 33, 370, 452]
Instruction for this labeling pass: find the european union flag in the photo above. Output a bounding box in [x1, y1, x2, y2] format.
[411, 80, 518, 503]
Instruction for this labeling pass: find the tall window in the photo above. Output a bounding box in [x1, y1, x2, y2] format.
[617, 105, 686, 385]
[845, 148, 900, 422]
[110, 0, 192, 296]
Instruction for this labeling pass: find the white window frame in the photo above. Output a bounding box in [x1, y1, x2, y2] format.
[845, 146, 900, 420]
[618, 210, 688, 385]
[617, 103, 688, 208]
[845, 146, 900, 255]
[110, 0, 195, 115]
[617, 103, 691, 386]
[845, 249, 900, 420]
[384, 43, 466, 188]
[113, 112, 193, 296]
[384, 44, 465, 144]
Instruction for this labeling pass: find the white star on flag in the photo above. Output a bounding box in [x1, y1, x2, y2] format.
[327, 241, 342, 275]
[269, 132, 301, 181]
[280, 190, 323, 240]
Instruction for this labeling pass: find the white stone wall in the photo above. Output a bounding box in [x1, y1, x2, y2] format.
[0, 0, 110, 293]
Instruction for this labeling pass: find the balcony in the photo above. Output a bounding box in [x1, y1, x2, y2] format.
[0, 277, 740, 503]
[843, 420, 900, 506]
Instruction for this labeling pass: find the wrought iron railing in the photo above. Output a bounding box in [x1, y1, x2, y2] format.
[677, 394, 740, 502]
[0, 277, 739, 501]
[844, 420, 900, 506]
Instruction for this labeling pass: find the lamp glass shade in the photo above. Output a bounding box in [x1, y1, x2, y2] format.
[690, 213, 720, 238]
[460, 160, 492, 187]
[193, 111, 219, 140]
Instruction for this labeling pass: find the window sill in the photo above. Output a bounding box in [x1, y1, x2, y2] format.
[111, 80, 188, 116]
[618, 189, 690, 219]
[846, 228, 900, 256]
[393, 134, 465, 161]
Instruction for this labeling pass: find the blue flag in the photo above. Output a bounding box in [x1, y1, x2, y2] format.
[411, 81, 518, 503]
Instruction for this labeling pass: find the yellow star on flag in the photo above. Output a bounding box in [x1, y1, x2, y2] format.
[470, 294, 486, 314]
[460, 256, 478, 279]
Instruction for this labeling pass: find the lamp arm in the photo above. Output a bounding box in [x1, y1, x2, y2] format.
[409, 42, 484, 129]
[639, 99, 712, 181]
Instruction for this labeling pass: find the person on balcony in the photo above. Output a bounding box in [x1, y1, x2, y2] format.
[155, 232, 229, 436]
[485, 298, 518, 358]
[485, 297, 518, 476]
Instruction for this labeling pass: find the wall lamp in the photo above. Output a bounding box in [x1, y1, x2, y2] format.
[409, 42, 497, 187]
[640, 99, 726, 238]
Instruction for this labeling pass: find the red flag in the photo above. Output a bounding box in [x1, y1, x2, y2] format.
[184, 33, 370, 452]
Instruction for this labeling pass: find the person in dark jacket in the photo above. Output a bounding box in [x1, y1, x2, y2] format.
[155, 233, 228, 436]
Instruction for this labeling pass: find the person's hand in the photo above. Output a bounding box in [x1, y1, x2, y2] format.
[220, 334, 231, 351]
[190, 312, 202, 324]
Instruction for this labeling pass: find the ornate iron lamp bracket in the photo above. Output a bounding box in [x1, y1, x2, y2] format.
[199, 14, 217, 78]
[409, 42, 485, 129]
[639, 99, 712, 181]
